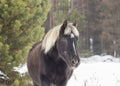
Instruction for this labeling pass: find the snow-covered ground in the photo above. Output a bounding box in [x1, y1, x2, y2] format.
[14, 64, 27, 74]
[67, 55, 120, 86]
[2, 55, 120, 86]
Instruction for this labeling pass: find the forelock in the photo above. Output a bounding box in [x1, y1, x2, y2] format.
[64, 23, 79, 37]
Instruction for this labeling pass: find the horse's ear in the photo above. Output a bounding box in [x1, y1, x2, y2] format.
[60, 20, 67, 36]
[73, 20, 77, 27]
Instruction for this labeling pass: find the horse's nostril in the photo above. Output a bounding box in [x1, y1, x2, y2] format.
[71, 59, 79, 65]
[71, 59, 76, 64]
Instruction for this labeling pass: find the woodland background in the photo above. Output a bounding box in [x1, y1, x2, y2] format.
[0, 0, 120, 86]
[45, 0, 120, 56]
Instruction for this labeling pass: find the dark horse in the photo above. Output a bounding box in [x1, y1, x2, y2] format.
[27, 20, 80, 86]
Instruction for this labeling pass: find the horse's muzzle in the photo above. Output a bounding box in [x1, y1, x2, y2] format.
[71, 57, 80, 68]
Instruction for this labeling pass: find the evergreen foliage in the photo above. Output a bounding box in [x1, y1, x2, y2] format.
[0, 0, 50, 85]
[53, 0, 84, 27]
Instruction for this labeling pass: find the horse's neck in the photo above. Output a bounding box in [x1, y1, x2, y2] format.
[46, 46, 59, 61]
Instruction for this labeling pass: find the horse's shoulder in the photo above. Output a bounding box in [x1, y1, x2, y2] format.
[27, 41, 42, 65]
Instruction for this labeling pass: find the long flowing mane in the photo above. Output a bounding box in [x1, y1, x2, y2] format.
[42, 23, 79, 53]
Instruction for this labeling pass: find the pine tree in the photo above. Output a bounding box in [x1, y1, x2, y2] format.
[53, 0, 84, 26]
[0, 0, 50, 85]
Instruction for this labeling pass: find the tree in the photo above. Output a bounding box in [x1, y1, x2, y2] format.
[100, 0, 120, 56]
[82, 0, 103, 55]
[81, 0, 120, 56]
[45, 0, 120, 56]
[44, 0, 85, 55]
[52, 0, 85, 54]
[52, 0, 84, 26]
[0, 0, 50, 85]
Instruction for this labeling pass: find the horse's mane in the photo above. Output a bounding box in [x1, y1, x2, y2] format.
[42, 23, 79, 53]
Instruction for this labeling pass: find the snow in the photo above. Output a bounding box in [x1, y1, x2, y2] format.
[0, 71, 9, 80]
[13, 55, 120, 86]
[81, 55, 120, 63]
[67, 55, 120, 86]
[14, 64, 27, 74]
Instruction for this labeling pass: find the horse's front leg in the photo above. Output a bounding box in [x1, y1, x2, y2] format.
[33, 82, 39, 86]
[57, 80, 67, 86]
[41, 75, 50, 86]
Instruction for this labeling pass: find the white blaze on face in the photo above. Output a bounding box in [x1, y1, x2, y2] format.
[70, 33, 74, 38]
[73, 41, 77, 55]
[70, 33, 77, 55]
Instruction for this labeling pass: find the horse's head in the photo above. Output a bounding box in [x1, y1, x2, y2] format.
[42, 20, 80, 68]
[56, 20, 80, 68]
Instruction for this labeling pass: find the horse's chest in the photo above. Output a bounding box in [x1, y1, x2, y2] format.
[45, 60, 67, 83]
